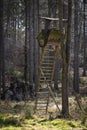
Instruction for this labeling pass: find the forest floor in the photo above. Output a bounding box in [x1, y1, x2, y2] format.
[0, 74, 87, 130]
[0, 94, 87, 130]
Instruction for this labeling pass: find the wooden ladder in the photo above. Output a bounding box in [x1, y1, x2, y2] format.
[34, 44, 60, 116]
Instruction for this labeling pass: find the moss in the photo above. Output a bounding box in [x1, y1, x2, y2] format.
[37, 30, 48, 47]
[48, 30, 64, 42]
[24, 109, 32, 119]
[37, 29, 65, 47]
[0, 114, 21, 128]
[0, 115, 87, 130]
[81, 106, 87, 125]
[0, 101, 87, 130]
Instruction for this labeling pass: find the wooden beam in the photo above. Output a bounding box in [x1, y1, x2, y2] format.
[47, 85, 61, 112]
[40, 16, 67, 22]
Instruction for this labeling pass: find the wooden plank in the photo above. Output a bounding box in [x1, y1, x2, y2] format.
[41, 66, 53, 69]
[44, 55, 54, 58]
[42, 61, 54, 64]
[40, 80, 51, 83]
[45, 49, 55, 52]
[47, 85, 60, 112]
[37, 102, 47, 104]
[40, 16, 67, 22]
[41, 70, 52, 72]
[37, 91, 49, 94]
[41, 63, 53, 65]
[36, 108, 46, 110]
[37, 105, 47, 108]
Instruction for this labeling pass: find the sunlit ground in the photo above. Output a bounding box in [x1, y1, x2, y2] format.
[0, 99, 87, 130]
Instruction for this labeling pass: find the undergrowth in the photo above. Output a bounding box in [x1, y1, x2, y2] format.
[0, 100, 87, 130]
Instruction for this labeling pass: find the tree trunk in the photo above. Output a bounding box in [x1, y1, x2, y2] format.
[0, 0, 5, 94]
[73, 0, 80, 93]
[29, 0, 34, 85]
[24, 0, 28, 83]
[24, 0, 28, 97]
[83, 1, 86, 76]
[0, 0, 3, 96]
[33, 0, 39, 88]
[6, 0, 10, 37]
[64, 0, 72, 116]
[59, 0, 72, 117]
[58, 0, 63, 31]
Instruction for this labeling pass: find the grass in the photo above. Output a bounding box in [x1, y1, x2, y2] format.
[0, 114, 21, 126]
[0, 99, 87, 130]
[0, 114, 87, 130]
[23, 118, 87, 130]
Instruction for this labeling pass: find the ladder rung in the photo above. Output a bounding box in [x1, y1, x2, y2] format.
[42, 61, 54, 64]
[41, 65, 53, 67]
[40, 76, 51, 79]
[45, 49, 55, 52]
[43, 75, 51, 77]
[43, 77, 51, 80]
[37, 94, 48, 97]
[46, 43, 53, 45]
[40, 75, 51, 78]
[37, 91, 49, 94]
[37, 104, 47, 109]
[44, 55, 54, 58]
[37, 95, 49, 99]
[43, 57, 54, 62]
[40, 77, 45, 79]
[44, 72, 52, 75]
[41, 62, 53, 65]
[41, 66, 53, 69]
[37, 103, 47, 105]
[36, 108, 46, 110]
[43, 76, 52, 79]
[37, 94, 49, 97]
[39, 79, 45, 81]
[40, 78, 50, 83]
[40, 80, 51, 84]
[42, 59, 54, 61]
[40, 71, 52, 74]
[40, 78, 51, 82]
[37, 102, 47, 104]
[42, 69, 53, 72]
[42, 70, 53, 72]
[44, 49, 55, 54]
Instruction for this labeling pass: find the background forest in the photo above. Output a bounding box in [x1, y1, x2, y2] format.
[0, 0, 87, 130]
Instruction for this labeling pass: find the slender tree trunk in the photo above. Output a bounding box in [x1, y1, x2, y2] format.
[0, 0, 5, 94]
[17, 2, 20, 41]
[0, 0, 3, 96]
[24, 0, 28, 83]
[58, 0, 69, 116]
[48, 0, 52, 16]
[29, 0, 34, 85]
[2, 36, 5, 93]
[51, 0, 59, 91]
[73, 0, 80, 93]
[83, 1, 86, 76]
[6, 0, 10, 37]
[33, 0, 39, 88]
[59, 0, 72, 117]
[0, 0, 5, 95]
[65, 0, 72, 115]
[58, 0, 63, 31]
[24, 0, 28, 98]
